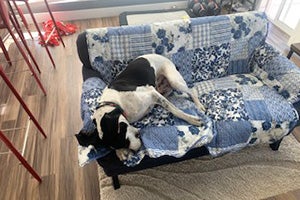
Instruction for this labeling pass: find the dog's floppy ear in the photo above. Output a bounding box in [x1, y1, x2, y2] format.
[100, 110, 129, 149]
[100, 108, 122, 136]
[75, 130, 90, 146]
[75, 129, 104, 148]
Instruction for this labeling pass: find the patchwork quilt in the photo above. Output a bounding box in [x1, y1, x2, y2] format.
[79, 78, 213, 167]
[77, 11, 300, 167]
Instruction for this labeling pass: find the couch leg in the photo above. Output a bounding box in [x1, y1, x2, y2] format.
[112, 175, 120, 190]
[287, 49, 293, 59]
[269, 139, 283, 151]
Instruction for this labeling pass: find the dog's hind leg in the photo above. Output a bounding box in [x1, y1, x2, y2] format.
[161, 62, 206, 112]
[152, 89, 203, 126]
[189, 88, 206, 112]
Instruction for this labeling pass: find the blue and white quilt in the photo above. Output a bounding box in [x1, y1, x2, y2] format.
[78, 77, 213, 167]
[78, 74, 299, 167]
[78, 11, 300, 167]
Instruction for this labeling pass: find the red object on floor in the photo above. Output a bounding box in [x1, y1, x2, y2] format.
[39, 20, 77, 46]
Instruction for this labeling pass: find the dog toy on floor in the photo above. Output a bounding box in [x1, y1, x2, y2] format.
[39, 20, 77, 46]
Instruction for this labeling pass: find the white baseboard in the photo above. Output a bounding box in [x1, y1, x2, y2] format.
[24, 1, 187, 23]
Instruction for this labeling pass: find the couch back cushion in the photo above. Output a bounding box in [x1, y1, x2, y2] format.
[86, 11, 268, 84]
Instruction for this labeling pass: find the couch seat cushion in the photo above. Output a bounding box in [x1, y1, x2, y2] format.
[194, 74, 299, 156]
[78, 74, 298, 167]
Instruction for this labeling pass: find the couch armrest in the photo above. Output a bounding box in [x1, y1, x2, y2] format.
[77, 32, 102, 81]
[250, 43, 300, 104]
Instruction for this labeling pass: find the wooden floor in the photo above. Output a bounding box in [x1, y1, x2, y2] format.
[0, 17, 299, 200]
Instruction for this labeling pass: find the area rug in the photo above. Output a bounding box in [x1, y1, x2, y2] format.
[98, 135, 300, 200]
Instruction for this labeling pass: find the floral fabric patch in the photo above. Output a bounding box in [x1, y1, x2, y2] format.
[191, 43, 230, 82]
[201, 88, 249, 121]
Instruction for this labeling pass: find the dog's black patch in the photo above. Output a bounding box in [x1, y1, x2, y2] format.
[75, 129, 104, 148]
[100, 108, 130, 149]
[108, 57, 156, 91]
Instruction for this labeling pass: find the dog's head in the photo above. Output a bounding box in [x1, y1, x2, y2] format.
[90, 107, 141, 152]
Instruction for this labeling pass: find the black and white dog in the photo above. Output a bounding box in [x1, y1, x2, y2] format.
[76, 54, 205, 160]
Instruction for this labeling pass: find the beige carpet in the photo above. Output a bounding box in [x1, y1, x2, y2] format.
[98, 135, 300, 200]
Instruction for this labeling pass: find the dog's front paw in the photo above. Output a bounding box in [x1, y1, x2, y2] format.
[115, 149, 131, 161]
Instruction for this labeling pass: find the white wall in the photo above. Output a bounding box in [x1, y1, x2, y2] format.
[24, 1, 187, 23]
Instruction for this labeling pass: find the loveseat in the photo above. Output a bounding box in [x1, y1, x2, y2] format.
[76, 11, 300, 189]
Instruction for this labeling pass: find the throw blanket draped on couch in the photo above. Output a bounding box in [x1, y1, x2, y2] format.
[77, 11, 300, 167]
